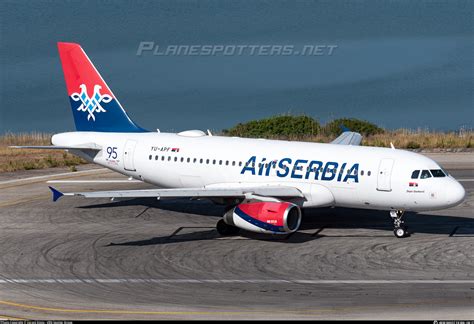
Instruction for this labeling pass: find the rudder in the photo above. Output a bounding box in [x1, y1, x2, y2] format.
[57, 42, 146, 132]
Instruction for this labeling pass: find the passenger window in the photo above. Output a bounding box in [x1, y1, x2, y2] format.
[200, 158, 203, 163]
[219, 160, 222, 165]
[180, 157, 184, 162]
[420, 170, 432, 179]
[149, 155, 152, 160]
[430, 169, 446, 177]
[187, 158, 190, 163]
[161, 156, 165, 161]
[232, 161, 235, 166]
[239, 162, 242, 167]
[361, 170, 364, 176]
[411, 170, 420, 179]
[206, 159, 210, 164]
[168, 156, 171, 161]
[174, 157, 178, 162]
[368, 171, 371, 176]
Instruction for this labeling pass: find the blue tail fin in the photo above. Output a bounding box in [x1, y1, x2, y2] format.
[58, 42, 147, 132]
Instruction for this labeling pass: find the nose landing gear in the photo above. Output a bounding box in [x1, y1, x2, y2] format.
[390, 210, 409, 238]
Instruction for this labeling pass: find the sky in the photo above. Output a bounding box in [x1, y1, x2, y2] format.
[0, 0, 473, 133]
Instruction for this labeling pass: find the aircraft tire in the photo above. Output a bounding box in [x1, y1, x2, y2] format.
[216, 219, 240, 236]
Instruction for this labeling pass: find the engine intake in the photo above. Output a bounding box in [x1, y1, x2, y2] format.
[223, 201, 302, 234]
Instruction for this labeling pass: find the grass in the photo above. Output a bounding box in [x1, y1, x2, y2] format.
[227, 128, 473, 150]
[0, 132, 87, 172]
[362, 128, 473, 149]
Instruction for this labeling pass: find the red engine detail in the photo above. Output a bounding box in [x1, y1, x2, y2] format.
[223, 201, 302, 234]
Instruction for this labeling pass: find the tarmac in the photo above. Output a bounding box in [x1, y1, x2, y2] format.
[0, 152, 472, 320]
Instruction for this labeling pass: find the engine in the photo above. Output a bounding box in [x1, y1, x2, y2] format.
[223, 201, 302, 234]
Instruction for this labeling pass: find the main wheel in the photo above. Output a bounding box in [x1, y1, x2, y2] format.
[216, 219, 240, 236]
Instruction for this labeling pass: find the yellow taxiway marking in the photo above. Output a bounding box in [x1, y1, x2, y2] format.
[1, 298, 472, 318]
[0, 314, 27, 320]
[0, 300, 272, 316]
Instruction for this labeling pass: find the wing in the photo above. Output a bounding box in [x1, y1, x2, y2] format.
[330, 131, 362, 145]
[48, 186, 304, 202]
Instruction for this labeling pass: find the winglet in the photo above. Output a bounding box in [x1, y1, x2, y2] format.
[340, 124, 350, 132]
[48, 186, 64, 202]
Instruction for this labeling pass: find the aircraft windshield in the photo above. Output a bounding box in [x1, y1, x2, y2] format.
[420, 170, 432, 179]
[411, 170, 420, 179]
[430, 169, 446, 177]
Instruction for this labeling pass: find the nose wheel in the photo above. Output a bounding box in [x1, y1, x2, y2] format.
[390, 210, 409, 238]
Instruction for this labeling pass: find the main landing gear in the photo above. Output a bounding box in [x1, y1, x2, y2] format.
[216, 219, 240, 236]
[390, 210, 409, 238]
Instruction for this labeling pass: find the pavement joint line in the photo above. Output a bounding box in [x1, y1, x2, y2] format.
[1, 279, 474, 284]
[0, 195, 48, 208]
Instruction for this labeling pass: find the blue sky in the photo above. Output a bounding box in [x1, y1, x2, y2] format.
[1, 0, 472, 133]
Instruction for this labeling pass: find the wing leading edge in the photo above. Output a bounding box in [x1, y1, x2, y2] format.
[48, 186, 304, 201]
[330, 131, 362, 146]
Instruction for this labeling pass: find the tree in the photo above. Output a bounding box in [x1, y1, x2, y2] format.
[222, 115, 320, 138]
[323, 118, 384, 136]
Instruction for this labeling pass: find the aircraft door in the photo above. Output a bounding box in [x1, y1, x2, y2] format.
[377, 158, 394, 191]
[123, 140, 137, 171]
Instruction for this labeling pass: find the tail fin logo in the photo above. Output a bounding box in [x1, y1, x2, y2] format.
[71, 84, 113, 121]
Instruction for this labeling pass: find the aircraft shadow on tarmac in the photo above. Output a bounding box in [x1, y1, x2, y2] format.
[77, 198, 474, 246]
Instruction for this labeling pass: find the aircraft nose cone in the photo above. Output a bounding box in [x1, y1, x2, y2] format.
[446, 180, 466, 207]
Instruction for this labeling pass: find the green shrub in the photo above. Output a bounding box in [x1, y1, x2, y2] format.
[23, 160, 40, 170]
[222, 115, 320, 138]
[44, 155, 59, 168]
[406, 141, 421, 149]
[323, 118, 384, 136]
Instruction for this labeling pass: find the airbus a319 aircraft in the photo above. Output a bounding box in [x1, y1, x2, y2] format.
[15, 42, 466, 238]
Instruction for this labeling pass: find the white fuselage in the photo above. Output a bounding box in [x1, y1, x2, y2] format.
[52, 131, 466, 212]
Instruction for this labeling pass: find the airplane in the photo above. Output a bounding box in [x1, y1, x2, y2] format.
[13, 42, 466, 239]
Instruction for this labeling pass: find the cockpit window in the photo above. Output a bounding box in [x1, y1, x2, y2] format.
[430, 169, 446, 177]
[420, 170, 432, 179]
[411, 170, 420, 179]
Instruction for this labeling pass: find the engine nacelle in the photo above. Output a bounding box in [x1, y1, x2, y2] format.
[223, 201, 302, 234]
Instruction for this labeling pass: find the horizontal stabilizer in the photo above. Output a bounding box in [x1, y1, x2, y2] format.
[330, 131, 362, 146]
[10, 144, 101, 150]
